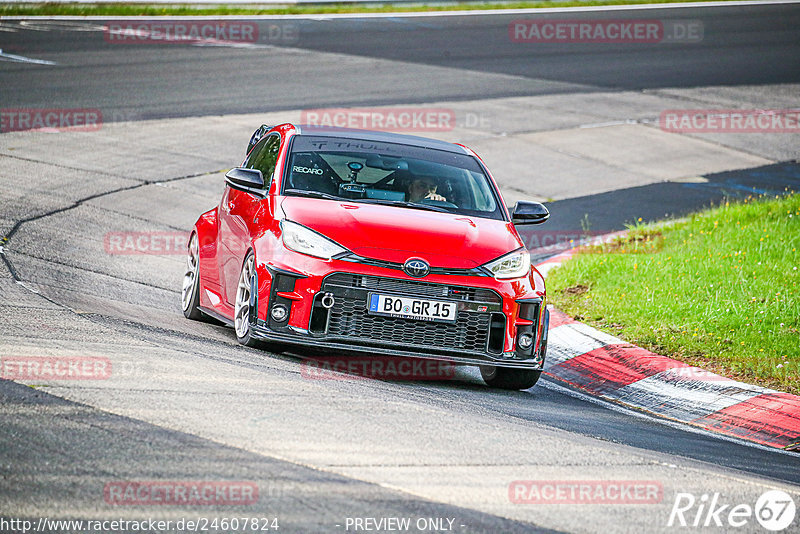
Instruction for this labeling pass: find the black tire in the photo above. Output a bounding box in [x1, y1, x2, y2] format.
[182, 233, 205, 321]
[480, 366, 541, 390]
[234, 252, 261, 348]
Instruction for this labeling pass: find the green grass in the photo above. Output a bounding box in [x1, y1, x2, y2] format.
[547, 193, 800, 395]
[1, 0, 733, 17]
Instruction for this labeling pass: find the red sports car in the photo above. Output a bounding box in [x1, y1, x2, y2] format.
[182, 123, 551, 389]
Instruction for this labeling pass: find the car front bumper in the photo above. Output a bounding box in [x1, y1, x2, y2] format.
[248, 258, 549, 370]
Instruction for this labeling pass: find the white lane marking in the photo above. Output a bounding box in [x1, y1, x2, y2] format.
[546, 323, 623, 366]
[566, 321, 627, 346]
[0, 49, 57, 65]
[580, 118, 657, 128]
[535, 260, 565, 277]
[191, 41, 276, 49]
[660, 366, 778, 394]
[15, 280, 40, 294]
[18, 20, 106, 32]
[608, 371, 767, 420]
[2, 1, 798, 21]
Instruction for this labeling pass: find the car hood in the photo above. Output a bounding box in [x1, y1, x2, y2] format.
[280, 196, 523, 268]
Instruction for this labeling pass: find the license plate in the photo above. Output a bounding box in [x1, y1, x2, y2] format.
[367, 293, 457, 323]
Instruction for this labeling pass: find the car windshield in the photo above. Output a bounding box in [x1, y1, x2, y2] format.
[282, 134, 505, 220]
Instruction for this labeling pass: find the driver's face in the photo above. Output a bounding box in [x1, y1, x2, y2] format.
[409, 179, 437, 197]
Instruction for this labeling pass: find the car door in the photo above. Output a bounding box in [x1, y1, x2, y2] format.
[219, 133, 281, 306]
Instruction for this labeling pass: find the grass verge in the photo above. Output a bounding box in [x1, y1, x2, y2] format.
[547, 193, 799, 395]
[2, 0, 735, 17]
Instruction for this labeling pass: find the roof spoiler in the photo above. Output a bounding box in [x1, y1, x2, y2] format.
[247, 124, 273, 156]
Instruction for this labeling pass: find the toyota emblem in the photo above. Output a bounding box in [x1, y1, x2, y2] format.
[403, 258, 430, 278]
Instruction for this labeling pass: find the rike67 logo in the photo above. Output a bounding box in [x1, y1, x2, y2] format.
[668, 490, 796, 531]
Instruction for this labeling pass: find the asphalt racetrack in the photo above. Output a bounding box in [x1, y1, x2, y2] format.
[1, 2, 800, 533]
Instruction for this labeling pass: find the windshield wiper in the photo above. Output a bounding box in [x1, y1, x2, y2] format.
[358, 199, 452, 213]
[283, 189, 343, 201]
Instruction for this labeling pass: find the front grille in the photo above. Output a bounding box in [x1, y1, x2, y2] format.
[324, 273, 501, 304]
[319, 274, 501, 354]
[328, 295, 490, 352]
[339, 254, 489, 277]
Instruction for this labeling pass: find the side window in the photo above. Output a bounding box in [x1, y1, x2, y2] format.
[243, 133, 281, 187]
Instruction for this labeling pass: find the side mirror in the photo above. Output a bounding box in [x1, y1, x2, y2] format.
[225, 167, 265, 193]
[511, 201, 550, 225]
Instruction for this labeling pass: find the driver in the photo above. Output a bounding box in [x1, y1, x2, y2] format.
[407, 177, 446, 203]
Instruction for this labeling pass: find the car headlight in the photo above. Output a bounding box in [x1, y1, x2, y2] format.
[482, 248, 531, 279]
[280, 220, 349, 260]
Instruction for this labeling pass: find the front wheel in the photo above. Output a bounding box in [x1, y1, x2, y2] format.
[480, 366, 541, 390]
[234, 252, 261, 347]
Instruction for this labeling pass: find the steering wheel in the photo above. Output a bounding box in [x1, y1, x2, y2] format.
[419, 198, 458, 208]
